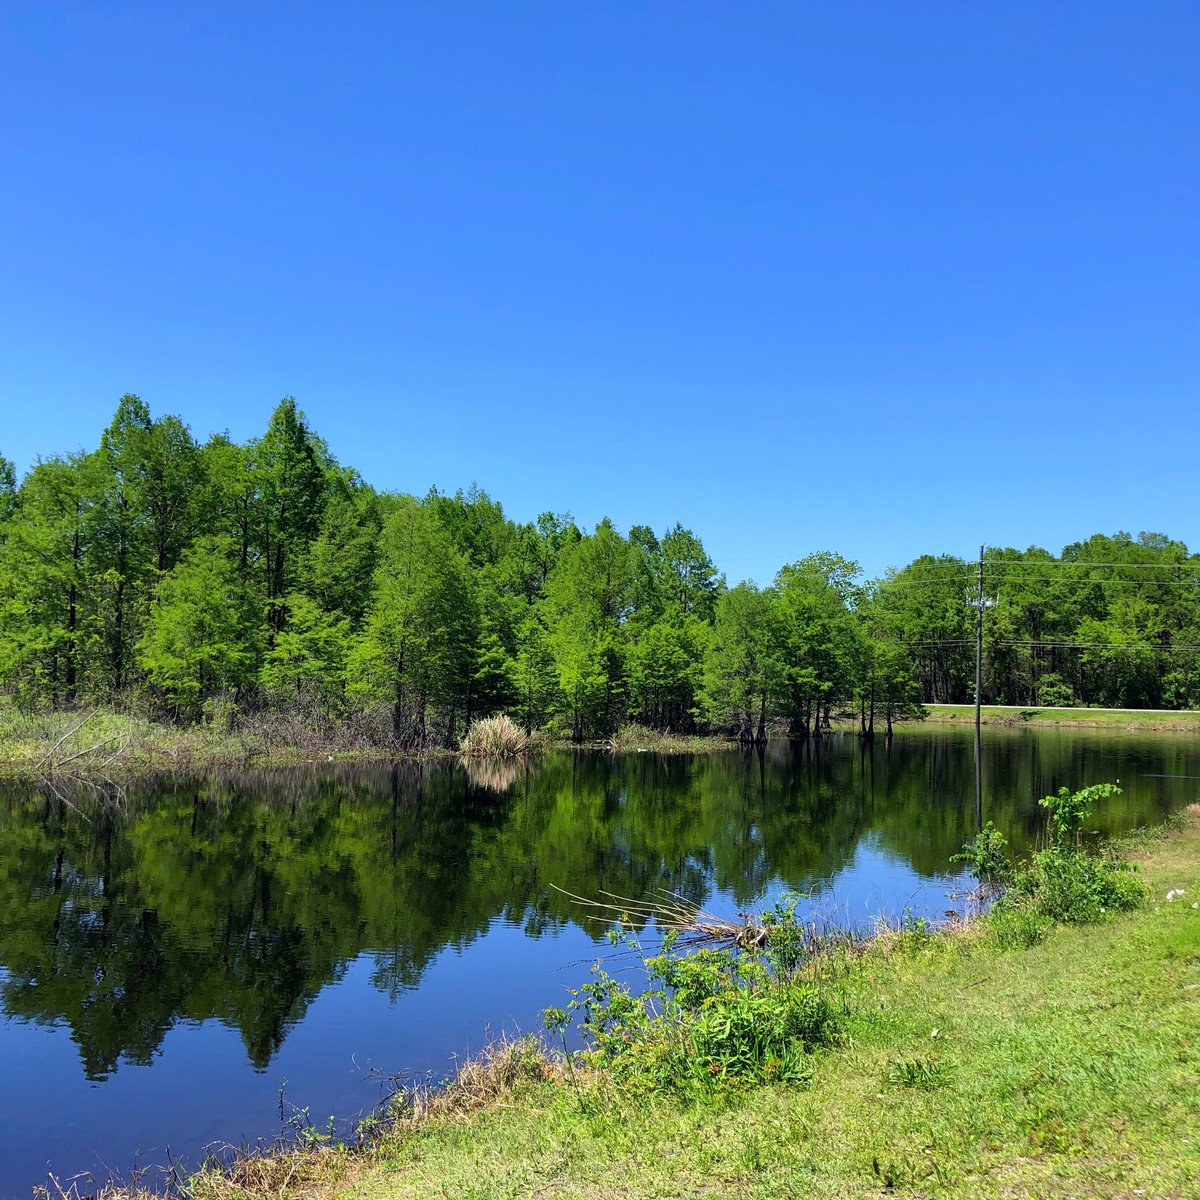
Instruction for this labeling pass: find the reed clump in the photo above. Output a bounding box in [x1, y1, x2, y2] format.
[458, 713, 529, 757]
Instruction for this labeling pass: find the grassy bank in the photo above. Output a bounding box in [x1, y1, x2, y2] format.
[4, 701, 1199, 777]
[0, 704, 416, 775]
[605, 723, 734, 753]
[0, 706, 735, 777]
[99, 807, 1200, 1200]
[921, 702, 1200, 732]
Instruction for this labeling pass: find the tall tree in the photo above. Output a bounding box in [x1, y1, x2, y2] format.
[251, 399, 332, 637]
[660, 523, 721, 619]
[774, 553, 861, 737]
[91, 396, 155, 694]
[0, 456, 97, 704]
[348, 498, 476, 746]
[543, 518, 637, 739]
[701, 583, 782, 743]
[0, 454, 16, 528]
[137, 536, 261, 719]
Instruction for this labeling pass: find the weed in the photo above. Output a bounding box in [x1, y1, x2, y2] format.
[893, 909, 937, 953]
[988, 784, 1151, 924]
[951, 820, 1013, 886]
[887, 1055, 952, 1091]
[548, 926, 842, 1101]
[1039, 782, 1122, 848]
[988, 903, 1049, 949]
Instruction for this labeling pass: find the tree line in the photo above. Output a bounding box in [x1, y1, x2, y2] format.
[2, 397, 1198, 744]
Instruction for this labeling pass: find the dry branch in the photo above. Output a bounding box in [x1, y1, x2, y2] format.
[34, 712, 96, 770]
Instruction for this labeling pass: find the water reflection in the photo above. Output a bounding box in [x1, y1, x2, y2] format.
[0, 730, 1193, 1087]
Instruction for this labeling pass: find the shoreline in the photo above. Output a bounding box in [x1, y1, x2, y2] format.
[81, 807, 1200, 1200]
[919, 702, 1200, 732]
[3, 704, 1200, 779]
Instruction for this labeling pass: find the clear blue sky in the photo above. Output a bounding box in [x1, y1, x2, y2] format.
[2, 2, 1196, 582]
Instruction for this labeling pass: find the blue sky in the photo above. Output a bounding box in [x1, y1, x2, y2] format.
[2, 2, 1196, 582]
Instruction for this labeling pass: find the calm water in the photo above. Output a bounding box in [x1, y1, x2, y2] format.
[1, 727, 1198, 1196]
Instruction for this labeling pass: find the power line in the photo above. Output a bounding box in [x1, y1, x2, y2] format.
[995, 639, 1200, 652]
[898, 638, 1200, 653]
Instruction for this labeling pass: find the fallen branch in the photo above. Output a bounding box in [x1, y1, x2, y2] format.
[34, 712, 95, 770]
[53, 734, 123, 770]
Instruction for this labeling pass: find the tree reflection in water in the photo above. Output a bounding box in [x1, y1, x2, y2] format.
[0, 730, 1189, 1080]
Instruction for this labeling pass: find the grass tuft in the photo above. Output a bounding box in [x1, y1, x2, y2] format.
[458, 713, 529, 758]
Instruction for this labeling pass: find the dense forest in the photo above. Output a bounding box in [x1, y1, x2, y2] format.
[2, 397, 1198, 745]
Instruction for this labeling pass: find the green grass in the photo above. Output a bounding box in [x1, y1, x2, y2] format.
[922, 702, 1200, 731]
[161, 811, 1200, 1200]
[604, 723, 733, 753]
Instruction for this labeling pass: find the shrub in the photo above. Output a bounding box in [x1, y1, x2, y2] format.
[1017, 783, 1147, 922]
[1039, 782, 1121, 848]
[545, 931, 841, 1101]
[952, 821, 1013, 887]
[1013, 846, 1146, 924]
[1037, 673, 1075, 707]
[951, 784, 1146, 927]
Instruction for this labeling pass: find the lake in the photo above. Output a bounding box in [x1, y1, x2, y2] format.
[1, 726, 1197, 1197]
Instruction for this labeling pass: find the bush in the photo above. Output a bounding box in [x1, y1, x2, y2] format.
[1037, 673, 1075, 707]
[545, 933, 841, 1101]
[1039, 782, 1121, 848]
[1013, 846, 1146, 924]
[952, 822, 1012, 887]
[952, 784, 1147, 927]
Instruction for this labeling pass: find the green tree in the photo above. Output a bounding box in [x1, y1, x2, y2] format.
[0, 454, 16, 527]
[876, 555, 974, 704]
[0, 455, 97, 704]
[259, 592, 351, 709]
[543, 519, 638, 739]
[774, 553, 861, 737]
[660, 523, 721, 620]
[510, 615, 561, 734]
[302, 475, 382, 625]
[251, 398, 333, 637]
[137, 536, 261, 718]
[626, 611, 708, 730]
[702, 582, 782, 743]
[90, 395, 156, 694]
[348, 498, 477, 745]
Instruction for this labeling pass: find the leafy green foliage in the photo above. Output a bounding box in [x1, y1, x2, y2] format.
[1013, 847, 1146, 924]
[547, 930, 841, 1101]
[952, 821, 1013, 885]
[4, 398, 1199, 739]
[348, 498, 476, 745]
[991, 784, 1148, 924]
[1039, 782, 1122, 847]
[259, 592, 351, 708]
[137, 536, 261, 718]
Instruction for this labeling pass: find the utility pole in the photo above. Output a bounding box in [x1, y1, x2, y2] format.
[967, 545, 996, 828]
